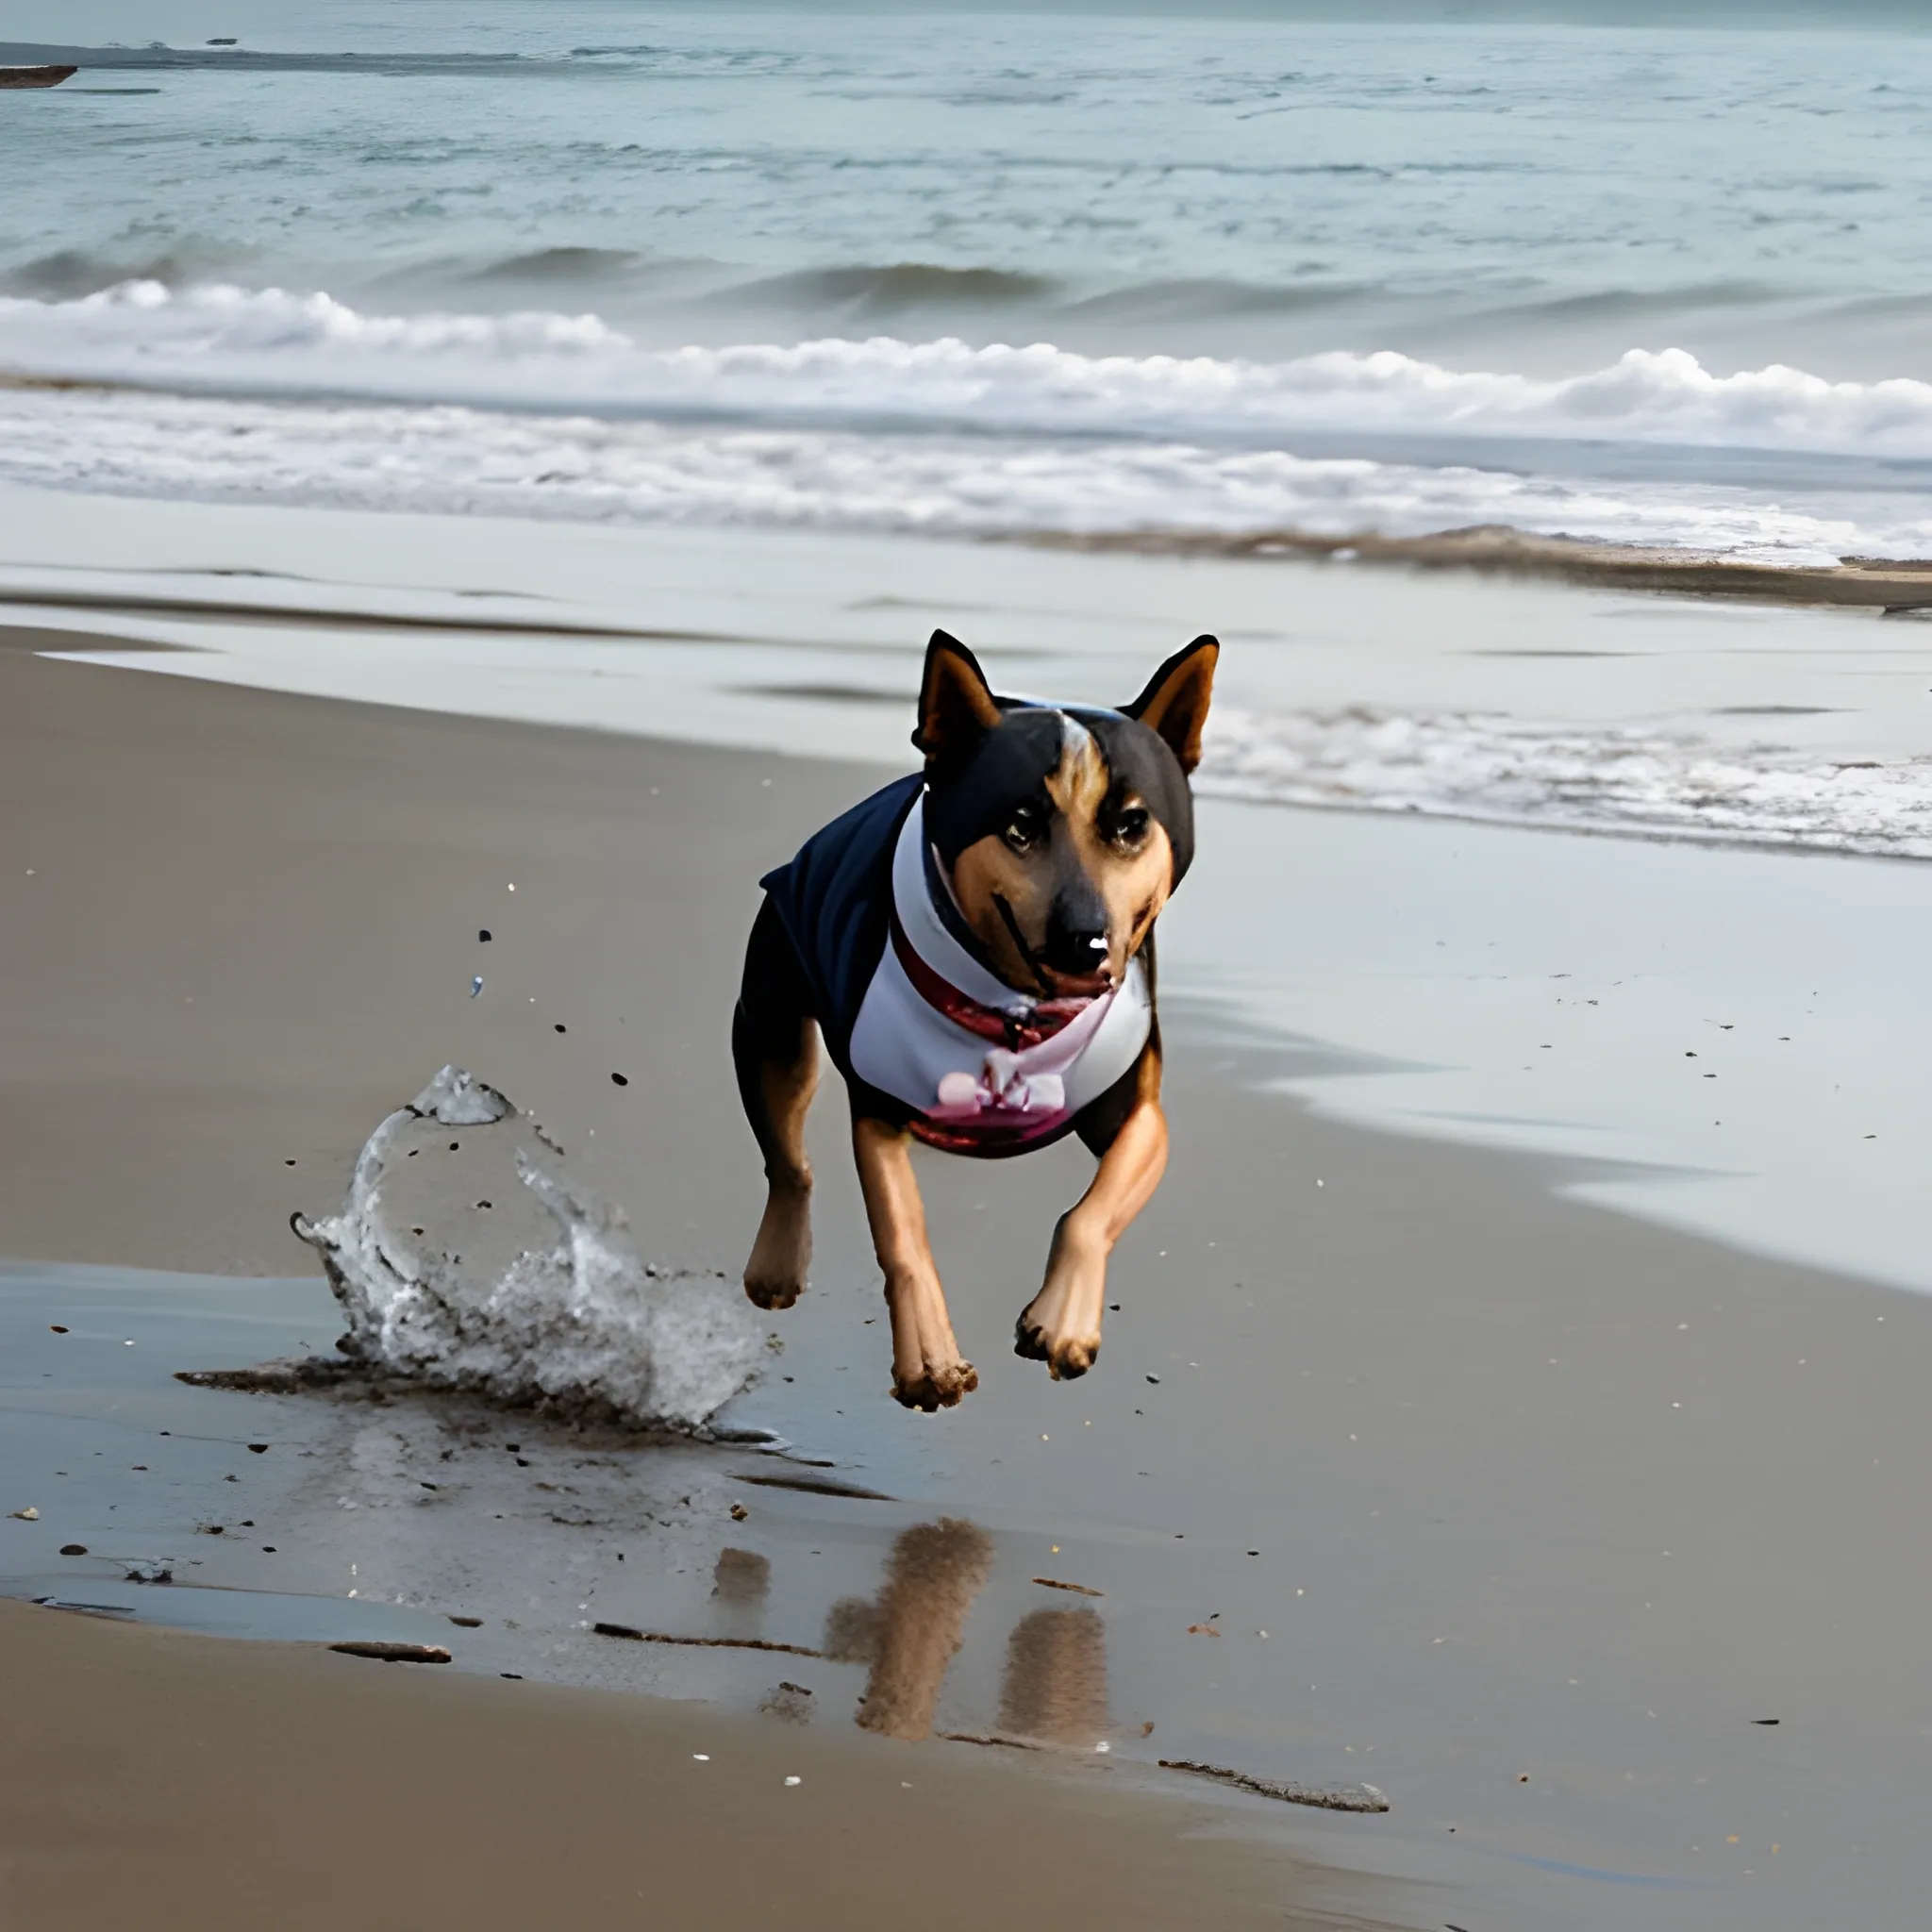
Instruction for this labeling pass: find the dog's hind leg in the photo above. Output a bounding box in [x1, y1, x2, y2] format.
[734, 898, 820, 1310]
[1016, 1050, 1169, 1381]
[852, 1116, 978, 1411]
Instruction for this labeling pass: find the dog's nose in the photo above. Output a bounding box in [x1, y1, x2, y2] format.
[1041, 908, 1109, 976]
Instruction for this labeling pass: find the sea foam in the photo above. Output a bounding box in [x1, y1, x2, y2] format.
[1201, 708, 1932, 860]
[2, 382, 1924, 568]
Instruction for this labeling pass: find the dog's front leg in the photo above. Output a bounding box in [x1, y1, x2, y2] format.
[1016, 1093, 1169, 1381]
[852, 1117, 979, 1411]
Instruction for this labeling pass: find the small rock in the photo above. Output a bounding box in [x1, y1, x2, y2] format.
[247, 1443, 269, 1454]
[10, 1507, 38, 1521]
[59, 1543, 87, 1556]
[610, 1072, 629, 1087]
[729, 1503, 749, 1522]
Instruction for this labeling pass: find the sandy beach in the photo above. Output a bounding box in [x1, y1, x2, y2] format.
[6, 600, 1932, 1931]
[13, 11, 1932, 1925]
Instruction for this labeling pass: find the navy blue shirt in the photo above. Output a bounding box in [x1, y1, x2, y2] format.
[759, 772, 922, 1077]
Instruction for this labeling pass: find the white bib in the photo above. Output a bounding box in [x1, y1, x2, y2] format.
[846, 799, 1152, 1152]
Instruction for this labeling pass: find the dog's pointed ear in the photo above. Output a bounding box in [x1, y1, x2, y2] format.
[1124, 635, 1218, 774]
[914, 629, 1002, 762]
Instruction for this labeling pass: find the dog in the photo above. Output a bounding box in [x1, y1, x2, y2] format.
[733, 627, 1217, 1410]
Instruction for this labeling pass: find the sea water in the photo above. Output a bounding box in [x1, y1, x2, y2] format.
[5, 5, 1932, 561]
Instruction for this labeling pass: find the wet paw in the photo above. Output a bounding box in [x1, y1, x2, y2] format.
[1014, 1313, 1098, 1381]
[891, 1358, 979, 1412]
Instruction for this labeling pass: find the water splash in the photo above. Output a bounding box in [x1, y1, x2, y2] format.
[291, 1066, 760, 1433]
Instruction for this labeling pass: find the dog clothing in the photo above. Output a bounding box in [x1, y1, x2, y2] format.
[760, 774, 1152, 1156]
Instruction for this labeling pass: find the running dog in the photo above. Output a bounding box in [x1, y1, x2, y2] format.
[734, 628, 1217, 1410]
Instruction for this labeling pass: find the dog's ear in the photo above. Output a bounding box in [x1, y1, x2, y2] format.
[1124, 635, 1218, 774]
[914, 629, 1002, 762]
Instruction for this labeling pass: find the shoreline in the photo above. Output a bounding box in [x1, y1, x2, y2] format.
[1020, 521, 1932, 610]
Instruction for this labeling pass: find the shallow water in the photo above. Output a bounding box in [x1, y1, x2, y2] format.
[0, 1233, 1867, 1932]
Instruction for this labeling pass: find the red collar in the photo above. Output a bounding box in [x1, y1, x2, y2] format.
[888, 906, 1096, 1051]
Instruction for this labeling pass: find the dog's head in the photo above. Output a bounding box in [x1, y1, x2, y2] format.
[914, 629, 1218, 998]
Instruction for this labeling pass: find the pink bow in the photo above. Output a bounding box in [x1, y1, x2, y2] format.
[931, 1050, 1067, 1122]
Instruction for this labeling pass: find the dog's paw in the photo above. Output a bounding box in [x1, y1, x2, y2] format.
[891, 1357, 979, 1412]
[1013, 1311, 1099, 1381]
[743, 1186, 811, 1310]
[744, 1274, 803, 1311]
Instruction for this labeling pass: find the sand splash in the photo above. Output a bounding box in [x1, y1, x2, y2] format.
[291, 1066, 760, 1433]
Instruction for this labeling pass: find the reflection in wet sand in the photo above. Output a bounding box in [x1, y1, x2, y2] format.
[999, 1606, 1109, 1747]
[825, 1519, 992, 1741]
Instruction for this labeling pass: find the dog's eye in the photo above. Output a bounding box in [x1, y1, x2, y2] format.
[1110, 806, 1151, 849]
[1003, 803, 1046, 852]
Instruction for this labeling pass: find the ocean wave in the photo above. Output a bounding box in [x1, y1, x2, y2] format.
[3, 383, 1924, 565]
[1201, 707, 1932, 859]
[8, 284, 1932, 469]
[464, 245, 657, 287]
[728, 262, 1060, 315]
[0, 243, 263, 302]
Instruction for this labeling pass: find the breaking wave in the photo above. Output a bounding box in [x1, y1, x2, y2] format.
[8, 284, 1932, 465]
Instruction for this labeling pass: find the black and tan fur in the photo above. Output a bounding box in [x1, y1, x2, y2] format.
[734, 629, 1217, 1410]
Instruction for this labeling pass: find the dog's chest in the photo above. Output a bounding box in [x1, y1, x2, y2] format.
[847, 805, 1152, 1156]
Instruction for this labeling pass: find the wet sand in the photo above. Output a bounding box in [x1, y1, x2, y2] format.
[1029, 521, 1932, 609]
[0, 1598, 1319, 1932]
[5, 626, 1932, 1929]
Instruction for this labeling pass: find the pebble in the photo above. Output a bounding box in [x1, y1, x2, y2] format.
[59, 1543, 86, 1556]
[10, 1507, 37, 1521]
